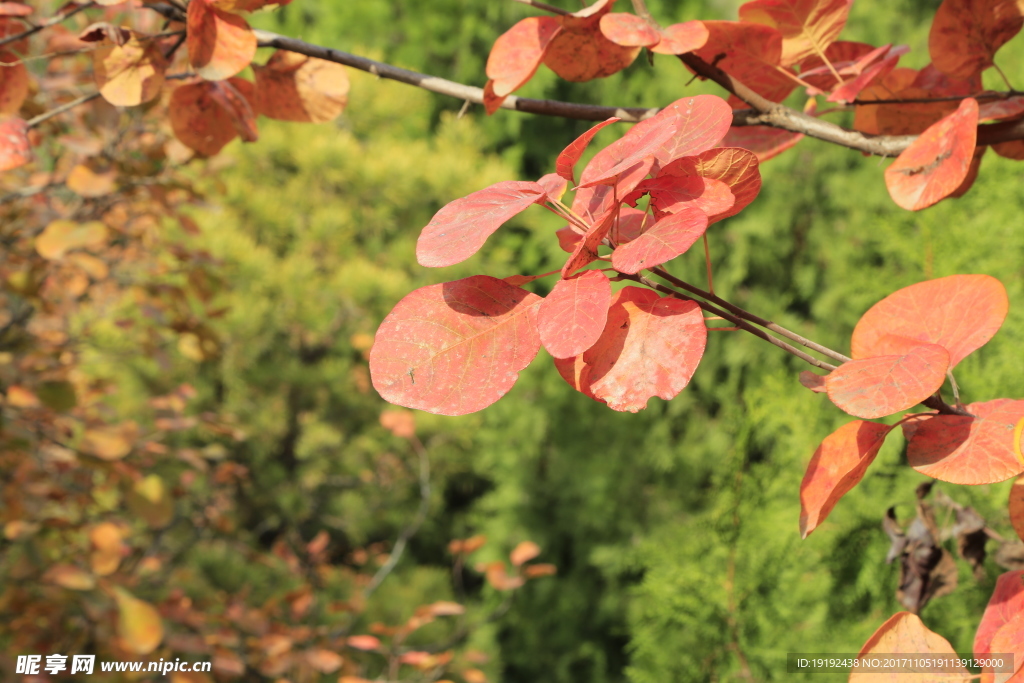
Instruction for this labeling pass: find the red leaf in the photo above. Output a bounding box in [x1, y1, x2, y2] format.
[0, 3, 31, 16]
[851, 274, 1009, 368]
[543, 0, 640, 82]
[799, 41, 886, 92]
[885, 97, 979, 211]
[369, 276, 542, 416]
[561, 205, 619, 277]
[994, 139, 1024, 160]
[799, 420, 892, 538]
[987, 612, 1024, 683]
[538, 270, 612, 358]
[556, 226, 582, 253]
[0, 116, 30, 171]
[826, 49, 902, 103]
[583, 287, 707, 412]
[929, 0, 1024, 80]
[187, 0, 256, 81]
[648, 95, 734, 169]
[738, 0, 853, 66]
[536, 172, 568, 203]
[852, 612, 964, 681]
[693, 21, 796, 102]
[555, 117, 620, 182]
[482, 79, 505, 115]
[599, 13, 660, 47]
[1011, 476, 1024, 543]
[612, 205, 652, 244]
[207, 79, 258, 142]
[416, 181, 546, 267]
[169, 78, 257, 156]
[979, 96, 1024, 122]
[651, 21, 709, 55]
[720, 125, 803, 163]
[611, 207, 709, 274]
[824, 344, 950, 419]
[347, 635, 381, 651]
[799, 370, 827, 393]
[253, 50, 349, 123]
[579, 117, 678, 188]
[0, 50, 28, 115]
[624, 175, 735, 221]
[553, 354, 604, 403]
[976, 571, 1024, 658]
[949, 144, 986, 199]
[658, 148, 762, 221]
[903, 399, 1024, 484]
[486, 16, 563, 97]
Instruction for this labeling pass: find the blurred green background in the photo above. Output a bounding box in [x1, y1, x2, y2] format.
[94, 0, 1024, 680]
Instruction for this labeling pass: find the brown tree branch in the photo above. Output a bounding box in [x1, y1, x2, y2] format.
[0, 2, 95, 51]
[512, 0, 571, 15]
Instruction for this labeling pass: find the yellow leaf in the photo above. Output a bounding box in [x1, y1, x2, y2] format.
[82, 421, 138, 460]
[94, 35, 167, 107]
[89, 522, 124, 575]
[44, 564, 96, 591]
[113, 587, 164, 654]
[5, 385, 40, 408]
[35, 220, 108, 259]
[66, 164, 117, 197]
[126, 474, 175, 528]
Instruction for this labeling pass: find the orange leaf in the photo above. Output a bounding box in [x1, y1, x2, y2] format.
[976, 571, 1024, 658]
[948, 144, 986, 199]
[851, 274, 1008, 369]
[581, 287, 707, 412]
[851, 612, 965, 682]
[524, 563, 558, 578]
[94, 35, 167, 106]
[693, 21, 795, 102]
[555, 117, 620, 183]
[510, 540, 541, 566]
[187, 0, 256, 81]
[82, 421, 138, 461]
[43, 564, 96, 591]
[35, 220, 108, 259]
[486, 16, 563, 97]
[0, 116, 30, 171]
[379, 408, 416, 439]
[0, 50, 27, 115]
[305, 649, 343, 674]
[929, 0, 1023, 79]
[427, 600, 466, 616]
[739, 0, 853, 66]
[599, 13, 661, 47]
[538, 270, 612, 359]
[824, 343, 949, 419]
[1010, 476, 1024, 543]
[799, 370, 827, 393]
[658, 147, 762, 222]
[650, 21, 709, 55]
[253, 49, 349, 123]
[903, 399, 1024, 484]
[369, 276, 542, 416]
[169, 78, 257, 156]
[885, 97, 979, 211]
[113, 587, 164, 655]
[66, 164, 117, 197]
[720, 125, 803, 163]
[553, 353, 605, 403]
[484, 561, 525, 590]
[799, 420, 892, 538]
[346, 635, 381, 651]
[987, 611, 1024, 683]
[543, 0, 640, 82]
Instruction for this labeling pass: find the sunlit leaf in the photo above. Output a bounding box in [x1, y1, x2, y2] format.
[800, 421, 892, 538]
[0, 50, 27, 115]
[903, 399, 1024, 484]
[346, 635, 381, 651]
[650, 21, 709, 54]
[486, 16, 562, 98]
[113, 587, 164, 655]
[659, 147, 762, 221]
[81, 421, 138, 461]
[187, 0, 256, 80]
[370, 276, 542, 415]
[851, 274, 1009, 368]
[1010, 476, 1024, 543]
[43, 564, 96, 591]
[253, 49, 349, 123]
[93, 35, 167, 106]
[555, 117, 620, 182]
[66, 164, 117, 198]
[611, 207, 709, 274]
[510, 541, 541, 566]
[599, 12, 660, 47]
[850, 612, 965, 682]
[738, 0, 853, 66]
[35, 220, 108, 260]
[538, 270, 611, 359]
[169, 78, 257, 156]
[416, 181, 546, 267]
[693, 21, 795, 102]
[543, 0, 640, 82]
[976, 571, 1024, 658]
[647, 95, 734, 169]
[824, 343, 949, 419]
[89, 522, 124, 576]
[624, 175, 735, 221]
[929, 0, 1024, 79]
[0, 117, 30, 171]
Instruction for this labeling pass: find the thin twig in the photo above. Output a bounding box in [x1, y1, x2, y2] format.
[26, 92, 101, 129]
[0, 2, 95, 51]
[512, 0, 571, 15]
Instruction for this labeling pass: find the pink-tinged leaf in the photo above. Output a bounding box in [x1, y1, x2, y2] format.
[553, 354, 604, 402]
[851, 612, 964, 683]
[0, 3, 31, 16]
[850, 274, 1009, 368]
[1011, 476, 1024, 543]
[649, 95, 734, 169]
[976, 572, 1024, 658]
[536, 172, 568, 203]
[979, 96, 1024, 122]
[799, 41, 886, 93]
[929, 0, 1024, 80]
[347, 635, 382, 651]
[556, 226, 582, 253]
[599, 13, 660, 47]
[613, 206, 651, 244]
[483, 80, 505, 115]
[369, 276, 542, 416]
[826, 49, 902, 103]
[912, 63, 983, 95]
[538, 270, 612, 358]
[583, 287, 707, 412]
[561, 206, 618, 277]
[949, 144, 986, 199]
[824, 343, 949, 420]
[987, 612, 1024, 683]
[486, 17, 563, 97]
[800, 420, 892, 538]
[902, 399, 1024, 485]
[579, 119, 677, 188]
[543, 0, 640, 82]
[721, 126, 804, 163]
[624, 175, 735, 220]
[885, 97, 979, 211]
[0, 117, 30, 171]
[187, 0, 257, 81]
[738, 0, 854, 66]
[694, 21, 796, 102]
[417, 181, 546, 267]
[651, 21, 709, 55]
[658, 148, 762, 222]
[611, 208, 709, 274]
[799, 370, 827, 392]
[555, 117, 620, 182]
